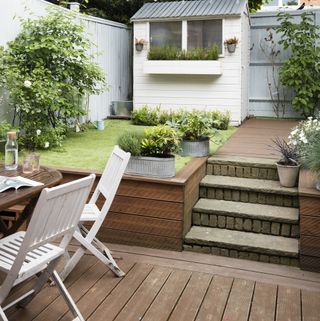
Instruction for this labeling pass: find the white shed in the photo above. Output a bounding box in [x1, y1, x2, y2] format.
[131, 0, 250, 125]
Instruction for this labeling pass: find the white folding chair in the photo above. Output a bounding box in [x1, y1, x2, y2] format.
[60, 146, 131, 281]
[0, 174, 95, 321]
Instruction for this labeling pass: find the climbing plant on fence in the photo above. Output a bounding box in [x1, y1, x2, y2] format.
[276, 12, 320, 118]
[0, 8, 106, 149]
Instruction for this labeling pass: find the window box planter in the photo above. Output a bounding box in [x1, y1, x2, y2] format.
[125, 156, 175, 178]
[181, 137, 210, 157]
[143, 60, 222, 75]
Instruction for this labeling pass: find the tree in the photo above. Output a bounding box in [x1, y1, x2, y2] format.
[46, 0, 269, 24]
[276, 12, 320, 117]
[0, 8, 106, 149]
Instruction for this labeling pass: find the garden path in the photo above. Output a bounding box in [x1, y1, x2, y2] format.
[217, 118, 299, 159]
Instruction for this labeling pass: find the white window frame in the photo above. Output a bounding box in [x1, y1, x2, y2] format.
[149, 18, 224, 56]
[184, 17, 224, 56]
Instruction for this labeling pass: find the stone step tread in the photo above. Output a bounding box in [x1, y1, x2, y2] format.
[193, 199, 299, 223]
[185, 226, 299, 257]
[208, 155, 277, 168]
[200, 175, 298, 196]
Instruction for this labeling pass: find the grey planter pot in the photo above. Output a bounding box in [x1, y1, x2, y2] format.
[227, 44, 236, 53]
[276, 163, 300, 187]
[125, 156, 175, 178]
[181, 138, 209, 157]
[135, 43, 143, 51]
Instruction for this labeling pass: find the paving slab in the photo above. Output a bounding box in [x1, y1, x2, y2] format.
[200, 175, 298, 196]
[193, 199, 299, 223]
[185, 226, 299, 257]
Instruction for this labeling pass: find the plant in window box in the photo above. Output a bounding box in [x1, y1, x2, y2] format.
[135, 38, 146, 52]
[118, 125, 181, 178]
[224, 37, 239, 53]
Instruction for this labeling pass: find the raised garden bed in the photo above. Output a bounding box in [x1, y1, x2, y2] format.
[57, 157, 207, 251]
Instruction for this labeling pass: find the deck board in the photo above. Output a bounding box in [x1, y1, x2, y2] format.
[222, 278, 255, 321]
[195, 275, 233, 321]
[249, 282, 277, 321]
[5, 244, 320, 321]
[217, 119, 299, 159]
[276, 286, 301, 321]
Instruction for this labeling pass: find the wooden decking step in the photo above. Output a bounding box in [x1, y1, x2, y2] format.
[185, 226, 299, 264]
[201, 175, 298, 196]
[194, 199, 299, 223]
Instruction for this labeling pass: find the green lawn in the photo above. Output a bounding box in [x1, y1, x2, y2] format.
[1, 120, 237, 173]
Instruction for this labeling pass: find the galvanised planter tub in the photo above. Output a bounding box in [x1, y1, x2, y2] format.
[125, 156, 175, 178]
[181, 137, 210, 157]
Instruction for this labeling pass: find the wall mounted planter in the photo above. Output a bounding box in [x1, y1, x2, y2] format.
[226, 44, 236, 53]
[144, 60, 222, 75]
[135, 43, 143, 51]
[125, 156, 175, 178]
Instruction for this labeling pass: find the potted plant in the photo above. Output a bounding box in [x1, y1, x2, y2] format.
[178, 111, 213, 157]
[271, 137, 300, 187]
[224, 37, 239, 53]
[303, 131, 320, 191]
[118, 125, 180, 178]
[135, 38, 146, 52]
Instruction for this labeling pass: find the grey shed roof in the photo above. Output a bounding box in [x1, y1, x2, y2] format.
[131, 0, 247, 21]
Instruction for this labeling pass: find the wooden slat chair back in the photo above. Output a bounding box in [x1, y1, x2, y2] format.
[60, 146, 131, 280]
[0, 174, 95, 321]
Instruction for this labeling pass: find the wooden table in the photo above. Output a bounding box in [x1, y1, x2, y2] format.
[0, 166, 62, 236]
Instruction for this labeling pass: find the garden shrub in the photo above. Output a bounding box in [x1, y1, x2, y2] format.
[288, 114, 320, 163]
[148, 45, 219, 61]
[131, 106, 230, 130]
[117, 125, 181, 157]
[276, 13, 320, 117]
[117, 130, 144, 156]
[0, 8, 106, 149]
[131, 105, 160, 126]
[141, 125, 181, 157]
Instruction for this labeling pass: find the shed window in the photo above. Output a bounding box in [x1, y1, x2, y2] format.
[187, 20, 223, 53]
[150, 22, 182, 48]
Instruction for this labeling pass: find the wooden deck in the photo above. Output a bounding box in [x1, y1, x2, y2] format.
[217, 118, 299, 159]
[6, 244, 320, 321]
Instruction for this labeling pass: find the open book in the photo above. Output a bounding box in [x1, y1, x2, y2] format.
[0, 176, 43, 193]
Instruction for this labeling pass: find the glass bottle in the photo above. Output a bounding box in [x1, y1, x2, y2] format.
[5, 131, 18, 171]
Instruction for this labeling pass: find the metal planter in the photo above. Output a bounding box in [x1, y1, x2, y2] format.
[181, 138, 210, 157]
[125, 156, 175, 178]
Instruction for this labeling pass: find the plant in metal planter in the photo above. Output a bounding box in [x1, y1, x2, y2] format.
[176, 111, 216, 157]
[301, 131, 320, 191]
[271, 137, 300, 187]
[118, 125, 181, 178]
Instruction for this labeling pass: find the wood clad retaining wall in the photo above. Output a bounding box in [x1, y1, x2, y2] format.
[299, 169, 320, 272]
[57, 157, 207, 251]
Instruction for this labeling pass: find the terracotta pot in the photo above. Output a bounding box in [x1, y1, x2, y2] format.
[276, 163, 300, 187]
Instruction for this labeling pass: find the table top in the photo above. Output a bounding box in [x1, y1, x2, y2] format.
[0, 166, 63, 211]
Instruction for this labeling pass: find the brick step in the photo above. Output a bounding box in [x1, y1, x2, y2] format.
[184, 226, 299, 266]
[200, 175, 299, 208]
[193, 199, 299, 238]
[207, 155, 278, 180]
